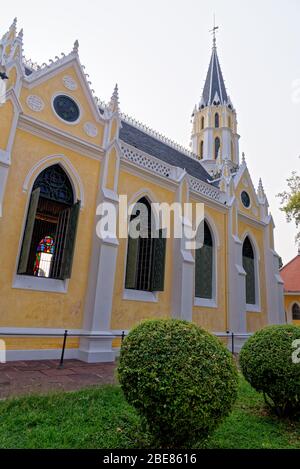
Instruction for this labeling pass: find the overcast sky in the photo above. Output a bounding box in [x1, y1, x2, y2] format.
[2, 0, 300, 264]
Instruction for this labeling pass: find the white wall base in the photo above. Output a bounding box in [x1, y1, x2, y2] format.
[226, 336, 248, 354]
[5, 348, 78, 362]
[78, 337, 115, 363]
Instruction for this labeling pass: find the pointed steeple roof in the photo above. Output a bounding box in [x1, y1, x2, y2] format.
[200, 41, 230, 108]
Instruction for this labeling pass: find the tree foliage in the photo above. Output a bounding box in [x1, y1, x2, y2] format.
[277, 171, 300, 244]
[118, 319, 238, 448]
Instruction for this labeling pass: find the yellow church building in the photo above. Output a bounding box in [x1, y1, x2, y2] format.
[0, 19, 285, 362]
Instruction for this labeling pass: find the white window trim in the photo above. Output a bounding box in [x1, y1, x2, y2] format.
[194, 217, 218, 308]
[12, 274, 68, 293]
[242, 233, 261, 313]
[194, 297, 217, 308]
[123, 289, 158, 303]
[246, 303, 261, 313]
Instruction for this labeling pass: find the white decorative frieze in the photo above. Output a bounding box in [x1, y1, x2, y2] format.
[84, 122, 98, 138]
[63, 75, 78, 91]
[189, 176, 225, 202]
[121, 143, 225, 204]
[121, 145, 173, 178]
[26, 95, 44, 112]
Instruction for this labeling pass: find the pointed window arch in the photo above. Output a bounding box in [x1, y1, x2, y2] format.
[17, 164, 80, 280]
[242, 236, 256, 305]
[200, 140, 204, 160]
[214, 137, 220, 159]
[201, 116, 205, 130]
[125, 197, 166, 292]
[195, 221, 214, 299]
[292, 303, 300, 320]
[215, 113, 220, 128]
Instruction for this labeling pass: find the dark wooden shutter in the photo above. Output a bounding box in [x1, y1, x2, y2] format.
[195, 245, 213, 299]
[52, 201, 80, 279]
[243, 256, 255, 304]
[17, 188, 40, 274]
[150, 229, 166, 291]
[125, 234, 139, 289]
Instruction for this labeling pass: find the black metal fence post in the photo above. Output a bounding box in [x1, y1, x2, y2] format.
[121, 330, 125, 343]
[59, 330, 68, 368]
[231, 332, 234, 355]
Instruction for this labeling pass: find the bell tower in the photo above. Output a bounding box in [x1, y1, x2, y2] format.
[191, 27, 240, 175]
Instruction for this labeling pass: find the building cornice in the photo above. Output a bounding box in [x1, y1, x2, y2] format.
[18, 114, 104, 160]
[238, 211, 268, 227]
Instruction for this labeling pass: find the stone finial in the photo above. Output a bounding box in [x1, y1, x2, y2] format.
[17, 28, 23, 41]
[241, 152, 246, 165]
[222, 155, 231, 180]
[257, 178, 265, 199]
[72, 40, 79, 54]
[10, 18, 17, 31]
[108, 83, 119, 113]
[216, 147, 222, 170]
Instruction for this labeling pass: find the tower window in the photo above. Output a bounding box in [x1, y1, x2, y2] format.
[215, 113, 219, 128]
[214, 137, 220, 159]
[228, 116, 231, 128]
[195, 221, 214, 299]
[242, 237, 256, 305]
[125, 197, 166, 292]
[200, 140, 204, 159]
[17, 164, 80, 280]
[292, 303, 300, 320]
[201, 116, 205, 130]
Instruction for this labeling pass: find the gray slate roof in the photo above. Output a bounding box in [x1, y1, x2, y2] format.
[201, 47, 228, 107]
[120, 120, 212, 183]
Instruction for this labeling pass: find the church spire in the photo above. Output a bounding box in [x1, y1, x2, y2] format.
[190, 25, 240, 174]
[200, 37, 229, 108]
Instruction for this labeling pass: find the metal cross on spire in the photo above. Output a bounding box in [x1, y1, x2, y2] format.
[209, 14, 219, 49]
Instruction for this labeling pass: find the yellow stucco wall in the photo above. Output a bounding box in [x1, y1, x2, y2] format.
[0, 99, 14, 150]
[19, 65, 105, 146]
[235, 172, 260, 221]
[0, 129, 101, 337]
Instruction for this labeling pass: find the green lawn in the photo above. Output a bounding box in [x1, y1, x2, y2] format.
[0, 376, 299, 449]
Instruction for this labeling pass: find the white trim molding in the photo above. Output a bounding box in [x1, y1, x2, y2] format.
[123, 289, 158, 303]
[12, 275, 68, 293]
[241, 231, 261, 313]
[194, 297, 217, 308]
[23, 153, 85, 208]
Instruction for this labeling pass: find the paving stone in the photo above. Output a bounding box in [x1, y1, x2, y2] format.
[0, 359, 117, 399]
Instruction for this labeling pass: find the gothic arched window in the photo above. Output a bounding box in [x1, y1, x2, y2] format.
[243, 237, 256, 305]
[215, 113, 219, 128]
[125, 197, 166, 292]
[200, 140, 204, 159]
[195, 221, 213, 299]
[17, 164, 80, 280]
[215, 137, 220, 159]
[201, 116, 205, 129]
[292, 303, 300, 320]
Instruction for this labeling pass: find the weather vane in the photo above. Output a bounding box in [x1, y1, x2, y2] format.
[209, 14, 219, 49]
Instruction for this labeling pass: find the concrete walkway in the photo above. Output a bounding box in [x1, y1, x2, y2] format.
[0, 359, 117, 399]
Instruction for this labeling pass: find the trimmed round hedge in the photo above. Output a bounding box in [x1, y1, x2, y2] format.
[118, 319, 238, 447]
[240, 325, 300, 417]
